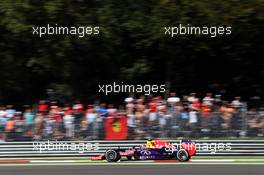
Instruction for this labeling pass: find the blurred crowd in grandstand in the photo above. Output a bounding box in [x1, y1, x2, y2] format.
[0, 93, 264, 141]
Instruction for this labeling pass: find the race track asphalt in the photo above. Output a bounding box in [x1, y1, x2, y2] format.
[0, 164, 263, 175]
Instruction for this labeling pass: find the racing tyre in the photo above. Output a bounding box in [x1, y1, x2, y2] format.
[176, 149, 190, 162]
[105, 150, 121, 162]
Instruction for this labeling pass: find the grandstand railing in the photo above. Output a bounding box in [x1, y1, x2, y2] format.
[0, 140, 264, 158]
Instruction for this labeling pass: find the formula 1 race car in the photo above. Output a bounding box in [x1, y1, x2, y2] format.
[91, 140, 196, 162]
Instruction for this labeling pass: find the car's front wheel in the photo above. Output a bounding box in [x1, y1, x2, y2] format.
[105, 150, 121, 162]
[176, 149, 190, 162]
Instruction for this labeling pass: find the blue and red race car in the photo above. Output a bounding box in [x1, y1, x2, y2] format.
[91, 140, 196, 162]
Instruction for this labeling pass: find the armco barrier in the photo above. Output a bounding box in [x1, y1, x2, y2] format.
[0, 140, 264, 158]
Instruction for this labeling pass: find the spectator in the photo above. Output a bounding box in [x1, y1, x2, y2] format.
[96, 103, 108, 117]
[23, 108, 35, 135]
[220, 103, 234, 130]
[214, 95, 223, 111]
[50, 106, 63, 137]
[80, 116, 88, 139]
[167, 92, 180, 104]
[158, 108, 167, 138]
[85, 106, 96, 139]
[134, 99, 145, 136]
[231, 96, 242, 109]
[149, 98, 158, 122]
[72, 103, 85, 138]
[182, 96, 190, 110]
[190, 98, 201, 111]
[180, 108, 189, 131]
[188, 93, 197, 103]
[127, 113, 136, 139]
[0, 106, 7, 118]
[0, 106, 7, 141]
[63, 110, 74, 138]
[189, 108, 198, 131]
[38, 100, 48, 114]
[247, 108, 259, 136]
[34, 113, 44, 139]
[256, 117, 264, 136]
[203, 93, 214, 106]
[107, 104, 117, 115]
[5, 116, 16, 140]
[13, 112, 25, 140]
[5, 105, 16, 119]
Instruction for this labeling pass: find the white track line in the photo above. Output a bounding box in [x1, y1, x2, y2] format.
[31, 160, 76, 163]
[192, 159, 235, 162]
[30, 159, 235, 163]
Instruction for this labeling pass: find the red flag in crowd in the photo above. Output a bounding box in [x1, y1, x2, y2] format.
[105, 116, 128, 140]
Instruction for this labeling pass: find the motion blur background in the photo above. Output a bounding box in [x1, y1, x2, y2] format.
[0, 0, 263, 141]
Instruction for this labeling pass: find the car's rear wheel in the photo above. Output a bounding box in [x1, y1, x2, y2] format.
[176, 149, 190, 162]
[105, 150, 121, 162]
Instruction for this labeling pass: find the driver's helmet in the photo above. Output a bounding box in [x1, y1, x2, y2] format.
[146, 138, 155, 148]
